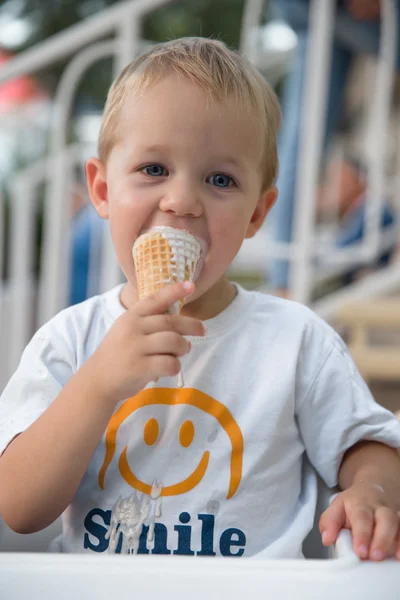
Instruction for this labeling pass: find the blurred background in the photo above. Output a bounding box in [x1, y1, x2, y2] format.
[0, 0, 399, 415]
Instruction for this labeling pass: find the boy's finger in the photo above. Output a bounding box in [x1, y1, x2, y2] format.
[136, 281, 195, 316]
[143, 332, 190, 358]
[145, 354, 181, 380]
[319, 499, 346, 546]
[369, 507, 399, 561]
[142, 314, 206, 337]
[349, 505, 374, 559]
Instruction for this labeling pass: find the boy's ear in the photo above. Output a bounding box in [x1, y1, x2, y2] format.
[86, 158, 109, 219]
[245, 185, 278, 239]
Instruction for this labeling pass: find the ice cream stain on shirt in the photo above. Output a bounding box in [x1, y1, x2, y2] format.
[106, 480, 163, 554]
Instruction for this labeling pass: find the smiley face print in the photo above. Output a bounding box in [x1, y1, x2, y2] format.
[98, 388, 244, 500]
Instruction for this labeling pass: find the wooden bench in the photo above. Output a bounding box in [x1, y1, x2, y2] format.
[336, 299, 400, 383]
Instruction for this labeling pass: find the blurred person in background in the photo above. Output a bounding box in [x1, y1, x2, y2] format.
[69, 165, 106, 306]
[268, 0, 400, 298]
[317, 156, 397, 284]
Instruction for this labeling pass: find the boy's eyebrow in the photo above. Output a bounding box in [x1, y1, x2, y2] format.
[138, 146, 249, 173]
[140, 144, 170, 154]
[216, 157, 248, 171]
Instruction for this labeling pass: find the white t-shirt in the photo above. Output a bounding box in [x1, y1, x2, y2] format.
[1, 284, 399, 558]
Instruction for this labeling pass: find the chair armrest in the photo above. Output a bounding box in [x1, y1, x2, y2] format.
[333, 529, 358, 560]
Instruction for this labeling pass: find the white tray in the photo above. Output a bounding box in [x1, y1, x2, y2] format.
[1, 488, 399, 599]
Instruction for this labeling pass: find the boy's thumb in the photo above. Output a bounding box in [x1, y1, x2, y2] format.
[136, 280, 195, 316]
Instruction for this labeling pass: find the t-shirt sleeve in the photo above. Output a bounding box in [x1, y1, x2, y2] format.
[296, 330, 400, 489]
[0, 333, 74, 455]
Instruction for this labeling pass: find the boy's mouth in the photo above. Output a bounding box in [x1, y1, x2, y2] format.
[134, 226, 208, 284]
[138, 225, 208, 256]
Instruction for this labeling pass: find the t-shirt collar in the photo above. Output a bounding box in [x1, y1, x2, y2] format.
[102, 282, 253, 338]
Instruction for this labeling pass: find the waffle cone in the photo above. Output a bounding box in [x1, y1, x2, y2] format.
[132, 227, 202, 313]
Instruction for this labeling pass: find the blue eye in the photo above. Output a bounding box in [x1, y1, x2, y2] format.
[208, 173, 233, 188]
[142, 164, 167, 177]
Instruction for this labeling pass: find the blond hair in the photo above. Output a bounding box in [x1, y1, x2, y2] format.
[99, 37, 281, 188]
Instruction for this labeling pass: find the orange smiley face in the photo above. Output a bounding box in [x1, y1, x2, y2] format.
[120, 416, 210, 497]
[99, 388, 244, 499]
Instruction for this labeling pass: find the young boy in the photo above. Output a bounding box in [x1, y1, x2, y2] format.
[0, 37, 400, 560]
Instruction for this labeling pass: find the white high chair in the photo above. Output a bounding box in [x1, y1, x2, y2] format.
[1, 476, 399, 600]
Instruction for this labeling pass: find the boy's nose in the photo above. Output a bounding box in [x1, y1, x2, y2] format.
[159, 180, 203, 217]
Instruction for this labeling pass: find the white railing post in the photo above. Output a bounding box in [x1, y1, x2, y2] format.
[290, 0, 336, 305]
[8, 179, 37, 375]
[98, 13, 143, 295]
[239, 0, 265, 62]
[363, 0, 397, 259]
[37, 41, 117, 325]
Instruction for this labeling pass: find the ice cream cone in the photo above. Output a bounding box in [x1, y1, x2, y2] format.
[132, 227, 203, 388]
[132, 226, 202, 314]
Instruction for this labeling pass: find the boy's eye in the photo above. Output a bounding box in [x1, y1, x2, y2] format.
[142, 164, 167, 177]
[208, 173, 234, 188]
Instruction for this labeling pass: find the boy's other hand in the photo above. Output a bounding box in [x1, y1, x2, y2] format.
[89, 281, 205, 405]
[319, 482, 400, 561]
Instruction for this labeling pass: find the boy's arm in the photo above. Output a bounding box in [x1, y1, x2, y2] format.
[295, 319, 400, 560]
[320, 440, 400, 561]
[0, 281, 203, 535]
[338, 440, 400, 492]
[0, 359, 115, 534]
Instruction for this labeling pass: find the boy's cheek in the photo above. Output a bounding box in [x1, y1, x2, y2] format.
[211, 213, 245, 243]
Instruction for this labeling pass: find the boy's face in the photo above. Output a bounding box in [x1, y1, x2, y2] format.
[87, 74, 277, 316]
